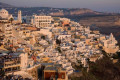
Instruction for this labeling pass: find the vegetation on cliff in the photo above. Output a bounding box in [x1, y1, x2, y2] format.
[71, 52, 120, 80]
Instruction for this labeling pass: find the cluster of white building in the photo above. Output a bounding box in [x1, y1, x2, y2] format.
[0, 8, 119, 79]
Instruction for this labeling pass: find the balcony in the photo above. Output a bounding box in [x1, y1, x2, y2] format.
[4, 63, 21, 69]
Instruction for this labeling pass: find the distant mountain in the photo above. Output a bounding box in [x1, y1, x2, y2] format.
[0, 2, 105, 17]
[49, 8, 104, 16]
[0, 2, 14, 8]
[0, 2, 116, 21]
[0, 7, 105, 17]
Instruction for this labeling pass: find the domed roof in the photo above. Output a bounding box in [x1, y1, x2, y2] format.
[0, 8, 9, 19]
[0, 8, 8, 13]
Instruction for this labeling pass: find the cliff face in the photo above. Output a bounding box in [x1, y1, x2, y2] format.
[69, 9, 100, 15]
[49, 8, 102, 16]
[79, 15, 120, 27]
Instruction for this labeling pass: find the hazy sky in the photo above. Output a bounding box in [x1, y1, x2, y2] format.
[1, 0, 120, 12]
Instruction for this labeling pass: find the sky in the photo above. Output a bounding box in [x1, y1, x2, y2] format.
[1, 0, 120, 12]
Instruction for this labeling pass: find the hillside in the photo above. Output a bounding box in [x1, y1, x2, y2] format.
[49, 8, 103, 16]
[0, 2, 14, 8]
[0, 2, 104, 17]
[78, 15, 120, 40]
[0, 2, 120, 41]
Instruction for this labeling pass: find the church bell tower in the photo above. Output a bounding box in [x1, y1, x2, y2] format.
[18, 10, 22, 23]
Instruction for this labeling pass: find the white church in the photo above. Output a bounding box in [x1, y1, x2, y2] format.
[103, 33, 119, 54]
[0, 8, 22, 23]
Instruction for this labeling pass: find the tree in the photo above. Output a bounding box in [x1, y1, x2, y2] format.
[56, 39, 61, 45]
[9, 18, 14, 23]
[41, 35, 45, 40]
[88, 56, 120, 80]
[56, 47, 61, 53]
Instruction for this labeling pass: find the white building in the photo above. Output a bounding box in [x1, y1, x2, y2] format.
[0, 8, 13, 22]
[20, 53, 28, 70]
[18, 10, 22, 23]
[3, 24, 13, 37]
[26, 15, 52, 28]
[103, 33, 119, 54]
[58, 34, 71, 40]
